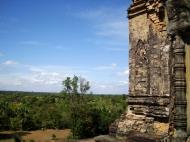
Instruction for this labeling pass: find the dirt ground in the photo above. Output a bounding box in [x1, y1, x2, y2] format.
[22, 129, 71, 142]
[0, 129, 95, 142]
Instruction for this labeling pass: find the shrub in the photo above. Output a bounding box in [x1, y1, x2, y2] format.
[52, 134, 56, 140]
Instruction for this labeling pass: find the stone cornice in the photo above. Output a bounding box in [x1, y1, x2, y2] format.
[128, 0, 166, 32]
[128, 0, 147, 19]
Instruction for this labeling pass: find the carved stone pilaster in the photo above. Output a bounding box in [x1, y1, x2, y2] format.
[171, 35, 187, 142]
[173, 36, 187, 130]
[166, 0, 190, 141]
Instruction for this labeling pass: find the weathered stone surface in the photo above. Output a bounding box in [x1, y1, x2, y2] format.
[186, 45, 190, 135]
[172, 129, 188, 142]
[125, 131, 168, 142]
[186, 136, 190, 142]
[170, 35, 188, 142]
[128, 0, 170, 126]
[166, 0, 190, 36]
[94, 135, 124, 142]
[129, 105, 169, 117]
[109, 0, 190, 141]
[128, 96, 170, 106]
[110, 0, 171, 138]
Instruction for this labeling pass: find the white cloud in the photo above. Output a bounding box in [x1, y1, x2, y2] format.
[91, 81, 128, 94]
[2, 60, 18, 65]
[0, 62, 90, 92]
[118, 80, 128, 85]
[0, 74, 63, 92]
[96, 21, 128, 41]
[99, 85, 107, 89]
[111, 63, 117, 68]
[0, 65, 66, 92]
[23, 65, 73, 85]
[94, 63, 117, 70]
[77, 7, 129, 48]
[29, 70, 64, 85]
[0, 61, 129, 94]
[0, 76, 23, 86]
[118, 68, 129, 76]
[123, 69, 129, 75]
[28, 66, 44, 72]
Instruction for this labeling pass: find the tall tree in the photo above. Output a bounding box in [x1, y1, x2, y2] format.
[62, 76, 91, 138]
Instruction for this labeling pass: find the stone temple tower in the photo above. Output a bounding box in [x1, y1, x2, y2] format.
[108, 0, 190, 141]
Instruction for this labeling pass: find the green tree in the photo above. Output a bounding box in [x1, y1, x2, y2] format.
[62, 76, 91, 138]
[62, 77, 72, 94]
[10, 103, 30, 130]
[0, 102, 12, 130]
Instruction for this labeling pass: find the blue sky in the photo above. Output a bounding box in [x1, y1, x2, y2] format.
[0, 0, 130, 94]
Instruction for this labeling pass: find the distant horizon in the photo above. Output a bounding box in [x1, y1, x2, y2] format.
[0, 90, 128, 95]
[0, 0, 130, 94]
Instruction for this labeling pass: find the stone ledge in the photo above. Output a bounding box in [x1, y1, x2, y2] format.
[94, 132, 169, 142]
[125, 131, 168, 142]
[94, 135, 125, 142]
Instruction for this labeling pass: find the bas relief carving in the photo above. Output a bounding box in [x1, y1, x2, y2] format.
[134, 40, 149, 96]
[135, 40, 149, 66]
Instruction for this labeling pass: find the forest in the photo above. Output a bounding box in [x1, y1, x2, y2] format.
[0, 90, 127, 139]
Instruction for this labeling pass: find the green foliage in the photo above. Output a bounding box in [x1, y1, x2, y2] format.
[61, 76, 127, 139]
[0, 86, 127, 139]
[71, 96, 126, 138]
[0, 102, 12, 130]
[62, 77, 72, 94]
[62, 76, 91, 138]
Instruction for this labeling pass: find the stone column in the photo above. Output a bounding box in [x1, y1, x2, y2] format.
[172, 36, 187, 142]
[166, 0, 190, 141]
[186, 44, 190, 136]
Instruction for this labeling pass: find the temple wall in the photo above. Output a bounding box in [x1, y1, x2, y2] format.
[128, 2, 171, 119]
[128, 13, 149, 44]
[128, 13, 149, 98]
[109, 0, 190, 140]
[109, 0, 173, 137]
